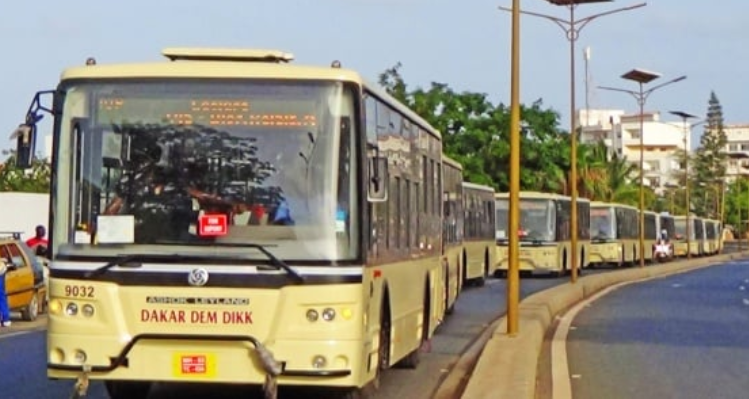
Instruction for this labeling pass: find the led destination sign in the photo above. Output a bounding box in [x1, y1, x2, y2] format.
[97, 97, 317, 128]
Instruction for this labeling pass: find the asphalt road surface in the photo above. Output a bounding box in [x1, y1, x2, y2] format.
[544, 258, 749, 399]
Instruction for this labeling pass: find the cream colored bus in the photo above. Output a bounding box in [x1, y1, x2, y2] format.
[441, 155, 464, 313]
[643, 210, 659, 263]
[705, 219, 722, 254]
[673, 215, 699, 257]
[495, 192, 590, 276]
[15, 48, 448, 399]
[461, 182, 497, 285]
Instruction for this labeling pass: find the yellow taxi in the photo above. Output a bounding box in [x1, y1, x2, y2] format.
[0, 232, 47, 321]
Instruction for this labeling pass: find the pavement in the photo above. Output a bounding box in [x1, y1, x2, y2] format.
[0, 313, 47, 338]
[460, 249, 748, 399]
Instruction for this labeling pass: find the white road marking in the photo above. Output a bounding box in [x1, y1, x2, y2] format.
[742, 298, 749, 306]
[0, 330, 33, 340]
[740, 286, 745, 291]
[672, 283, 683, 288]
[551, 277, 650, 399]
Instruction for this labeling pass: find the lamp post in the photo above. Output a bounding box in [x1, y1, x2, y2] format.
[498, 1, 646, 284]
[599, 70, 686, 268]
[669, 111, 697, 258]
[506, 0, 521, 336]
[664, 182, 679, 214]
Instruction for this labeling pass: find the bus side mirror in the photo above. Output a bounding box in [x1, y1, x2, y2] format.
[11, 123, 36, 169]
[367, 156, 388, 202]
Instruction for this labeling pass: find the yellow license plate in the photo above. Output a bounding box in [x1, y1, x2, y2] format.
[172, 353, 217, 378]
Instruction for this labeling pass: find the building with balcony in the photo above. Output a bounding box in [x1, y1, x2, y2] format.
[578, 109, 692, 194]
[723, 124, 749, 181]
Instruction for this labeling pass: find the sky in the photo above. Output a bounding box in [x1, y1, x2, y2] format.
[2, 0, 748, 155]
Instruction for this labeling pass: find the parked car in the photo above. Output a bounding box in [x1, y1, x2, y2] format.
[0, 232, 47, 320]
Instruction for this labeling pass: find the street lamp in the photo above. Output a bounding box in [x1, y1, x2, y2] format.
[498, 0, 646, 283]
[599, 69, 687, 268]
[669, 110, 697, 259]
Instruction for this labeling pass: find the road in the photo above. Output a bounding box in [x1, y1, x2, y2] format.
[539, 257, 749, 399]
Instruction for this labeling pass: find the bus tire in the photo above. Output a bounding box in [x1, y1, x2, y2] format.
[105, 381, 152, 399]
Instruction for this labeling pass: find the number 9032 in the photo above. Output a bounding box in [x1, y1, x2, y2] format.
[64, 285, 95, 298]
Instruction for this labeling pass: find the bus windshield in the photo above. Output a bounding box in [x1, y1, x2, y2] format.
[51, 80, 359, 262]
[675, 219, 689, 239]
[590, 207, 615, 240]
[495, 198, 555, 242]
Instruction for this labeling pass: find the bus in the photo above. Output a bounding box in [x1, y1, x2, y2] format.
[657, 212, 676, 260]
[707, 219, 723, 254]
[673, 215, 699, 257]
[704, 218, 719, 255]
[441, 155, 464, 313]
[643, 210, 659, 263]
[588, 202, 639, 267]
[693, 217, 707, 256]
[495, 192, 590, 276]
[461, 182, 497, 285]
[14, 48, 449, 399]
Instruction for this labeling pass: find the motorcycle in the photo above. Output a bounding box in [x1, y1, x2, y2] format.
[654, 239, 673, 262]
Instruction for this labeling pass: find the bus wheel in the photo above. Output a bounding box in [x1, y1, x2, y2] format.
[105, 381, 152, 399]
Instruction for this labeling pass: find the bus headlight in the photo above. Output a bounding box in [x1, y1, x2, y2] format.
[81, 304, 95, 318]
[65, 303, 79, 316]
[73, 349, 87, 364]
[322, 308, 336, 321]
[312, 355, 327, 369]
[306, 309, 319, 322]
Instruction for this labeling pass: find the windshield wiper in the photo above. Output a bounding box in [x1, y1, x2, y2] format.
[154, 241, 305, 284]
[84, 254, 146, 279]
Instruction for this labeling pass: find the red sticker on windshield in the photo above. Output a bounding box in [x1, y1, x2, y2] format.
[198, 214, 228, 236]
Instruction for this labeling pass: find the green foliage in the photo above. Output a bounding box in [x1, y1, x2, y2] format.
[377, 63, 645, 205]
[692, 91, 728, 219]
[0, 152, 51, 193]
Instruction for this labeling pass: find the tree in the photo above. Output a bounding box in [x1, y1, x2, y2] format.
[692, 91, 728, 218]
[0, 151, 51, 193]
[377, 63, 573, 193]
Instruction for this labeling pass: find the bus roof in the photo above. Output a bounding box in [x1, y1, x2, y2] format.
[59, 47, 441, 140]
[494, 191, 590, 202]
[441, 154, 463, 170]
[462, 181, 494, 193]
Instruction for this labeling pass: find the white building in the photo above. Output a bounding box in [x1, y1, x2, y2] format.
[578, 109, 693, 194]
[723, 124, 749, 181]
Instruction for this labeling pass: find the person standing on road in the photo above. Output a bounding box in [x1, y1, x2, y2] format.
[0, 259, 10, 327]
[26, 225, 49, 256]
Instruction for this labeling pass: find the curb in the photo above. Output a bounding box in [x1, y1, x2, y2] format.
[459, 252, 746, 399]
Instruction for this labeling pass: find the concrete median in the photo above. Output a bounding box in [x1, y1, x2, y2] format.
[460, 252, 746, 399]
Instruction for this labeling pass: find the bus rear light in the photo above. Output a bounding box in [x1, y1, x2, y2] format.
[65, 303, 79, 316]
[312, 355, 327, 369]
[82, 304, 95, 318]
[321, 308, 336, 321]
[306, 309, 319, 322]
